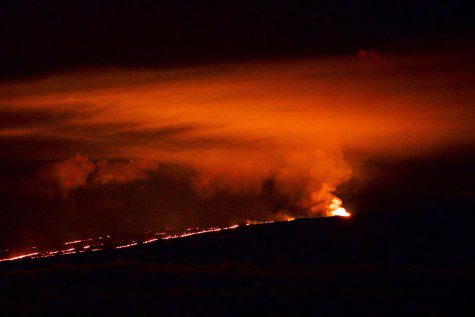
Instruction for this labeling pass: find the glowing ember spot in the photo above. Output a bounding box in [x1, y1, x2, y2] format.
[143, 238, 158, 244]
[329, 197, 351, 217]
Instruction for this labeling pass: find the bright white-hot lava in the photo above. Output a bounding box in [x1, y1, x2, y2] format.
[329, 197, 351, 217]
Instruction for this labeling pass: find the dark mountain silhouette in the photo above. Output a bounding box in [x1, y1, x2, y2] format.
[1, 210, 474, 315]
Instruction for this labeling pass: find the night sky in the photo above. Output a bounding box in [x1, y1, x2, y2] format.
[2, 0, 473, 78]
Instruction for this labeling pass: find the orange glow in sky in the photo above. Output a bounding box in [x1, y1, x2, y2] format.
[0, 49, 473, 222]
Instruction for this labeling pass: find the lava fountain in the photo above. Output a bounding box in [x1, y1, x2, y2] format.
[329, 197, 351, 217]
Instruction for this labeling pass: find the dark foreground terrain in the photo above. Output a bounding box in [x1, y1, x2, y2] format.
[1, 210, 474, 316]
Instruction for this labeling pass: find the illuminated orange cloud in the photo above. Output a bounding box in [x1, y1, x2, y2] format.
[0, 49, 474, 216]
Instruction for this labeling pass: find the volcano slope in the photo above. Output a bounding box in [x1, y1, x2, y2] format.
[1, 210, 474, 316]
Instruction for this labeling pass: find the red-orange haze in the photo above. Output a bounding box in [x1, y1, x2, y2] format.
[0, 49, 474, 234]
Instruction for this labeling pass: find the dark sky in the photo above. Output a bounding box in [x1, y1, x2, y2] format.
[0, 0, 474, 249]
[1, 0, 473, 79]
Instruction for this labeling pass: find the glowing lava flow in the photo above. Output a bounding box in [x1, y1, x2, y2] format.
[160, 224, 240, 241]
[329, 197, 351, 217]
[0, 215, 333, 263]
[0, 252, 39, 262]
[115, 242, 138, 249]
[0, 224, 246, 262]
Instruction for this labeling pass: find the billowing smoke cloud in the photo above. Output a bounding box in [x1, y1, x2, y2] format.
[38, 154, 95, 196]
[0, 48, 474, 246]
[39, 154, 159, 196]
